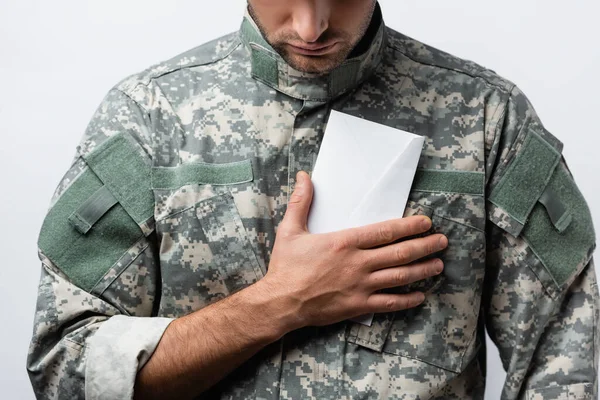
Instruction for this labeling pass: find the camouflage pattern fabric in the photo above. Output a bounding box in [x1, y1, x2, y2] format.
[27, 3, 598, 399]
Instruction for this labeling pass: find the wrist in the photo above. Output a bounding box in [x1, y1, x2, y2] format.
[241, 278, 304, 341]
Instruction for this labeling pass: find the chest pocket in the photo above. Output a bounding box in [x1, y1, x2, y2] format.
[345, 169, 486, 373]
[151, 158, 265, 317]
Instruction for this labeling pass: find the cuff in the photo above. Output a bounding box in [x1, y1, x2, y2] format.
[525, 382, 595, 400]
[85, 315, 174, 400]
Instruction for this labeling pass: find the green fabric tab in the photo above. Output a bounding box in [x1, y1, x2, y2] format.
[68, 185, 118, 235]
[242, 16, 279, 87]
[240, 18, 272, 50]
[412, 169, 484, 195]
[151, 159, 254, 189]
[538, 185, 572, 233]
[522, 164, 596, 287]
[489, 130, 561, 225]
[329, 62, 360, 97]
[38, 168, 144, 291]
[251, 49, 279, 88]
[82, 134, 154, 227]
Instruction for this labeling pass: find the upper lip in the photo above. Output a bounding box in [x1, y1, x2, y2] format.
[288, 42, 336, 51]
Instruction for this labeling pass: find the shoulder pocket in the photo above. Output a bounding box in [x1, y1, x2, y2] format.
[487, 129, 596, 290]
[37, 133, 154, 292]
[521, 161, 596, 289]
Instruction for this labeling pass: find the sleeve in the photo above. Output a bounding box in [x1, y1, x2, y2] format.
[26, 85, 175, 400]
[483, 85, 599, 399]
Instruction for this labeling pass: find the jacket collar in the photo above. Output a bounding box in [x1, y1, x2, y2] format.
[239, 4, 386, 102]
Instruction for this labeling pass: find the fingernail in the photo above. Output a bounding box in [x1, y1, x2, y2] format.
[434, 259, 443, 273]
[438, 235, 448, 249]
[421, 217, 431, 230]
[296, 171, 304, 186]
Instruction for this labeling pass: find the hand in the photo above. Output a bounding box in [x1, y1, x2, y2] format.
[259, 170, 448, 330]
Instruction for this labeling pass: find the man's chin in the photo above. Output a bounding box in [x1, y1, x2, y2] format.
[282, 53, 346, 75]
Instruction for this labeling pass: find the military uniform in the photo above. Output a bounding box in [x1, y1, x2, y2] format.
[27, 3, 598, 399]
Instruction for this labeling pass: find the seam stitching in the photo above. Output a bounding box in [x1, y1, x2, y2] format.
[88, 234, 147, 294]
[150, 36, 241, 82]
[385, 41, 514, 92]
[485, 94, 510, 186]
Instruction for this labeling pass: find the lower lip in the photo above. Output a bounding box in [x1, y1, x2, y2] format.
[288, 43, 337, 56]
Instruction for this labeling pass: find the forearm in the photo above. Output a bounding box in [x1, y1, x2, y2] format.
[133, 279, 301, 400]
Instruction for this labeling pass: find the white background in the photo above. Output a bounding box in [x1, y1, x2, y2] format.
[1, 1, 599, 398]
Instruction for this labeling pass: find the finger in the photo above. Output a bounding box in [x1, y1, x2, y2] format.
[364, 233, 448, 271]
[339, 215, 432, 249]
[365, 292, 426, 313]
[279, 171, 314, 235]
[366, 258, 443, 291]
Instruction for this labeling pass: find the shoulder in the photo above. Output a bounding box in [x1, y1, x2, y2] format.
[380, 26, 563, 173]
[74, 31, 243, 163]
[112, 30, 241, 107]
[383, 26, 515, 94]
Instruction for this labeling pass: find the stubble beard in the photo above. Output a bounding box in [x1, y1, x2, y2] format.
[248, 4, 375, 75]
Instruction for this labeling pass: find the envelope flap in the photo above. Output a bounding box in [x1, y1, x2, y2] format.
[349, 136, 424, 227]
[308, 110, 424, 235]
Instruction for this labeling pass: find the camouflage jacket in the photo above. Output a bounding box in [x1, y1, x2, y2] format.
[27, 4, 599, 399]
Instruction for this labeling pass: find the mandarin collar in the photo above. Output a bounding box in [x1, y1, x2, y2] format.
[239, 4, 386, 102]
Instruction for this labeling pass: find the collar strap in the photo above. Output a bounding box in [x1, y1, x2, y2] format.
[239, 4, 386, 102]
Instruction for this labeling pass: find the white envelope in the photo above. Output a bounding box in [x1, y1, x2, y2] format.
[307, 110, 425, 326]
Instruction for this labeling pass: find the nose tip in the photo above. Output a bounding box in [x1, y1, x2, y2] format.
[292, 7, 329, 43]
[294, 21, 327, 43]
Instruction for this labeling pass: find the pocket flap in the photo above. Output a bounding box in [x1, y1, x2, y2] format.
[347, 312, 396, 352]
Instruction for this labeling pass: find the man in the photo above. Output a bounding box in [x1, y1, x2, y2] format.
[27, 0, 598, 399]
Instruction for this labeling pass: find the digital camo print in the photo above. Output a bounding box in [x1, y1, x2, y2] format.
[27, 2, 598, 399]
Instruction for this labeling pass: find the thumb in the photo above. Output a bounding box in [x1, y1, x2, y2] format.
[281, 170, 313, 234]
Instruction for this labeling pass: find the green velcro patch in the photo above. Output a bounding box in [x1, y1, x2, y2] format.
[151, 159, 254, 189]
[38, 167, 144, 292]
[329, 61, 360, 98]
[489, 129, 561, 228]
[81, 134, 154, 228]
[522, 163, 596, 287]
[411, 169, 484, 195]
[67, 185, 118, 234]
[240, 18, 271, 50]
[250, 48, 279, 88]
